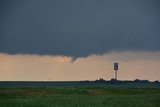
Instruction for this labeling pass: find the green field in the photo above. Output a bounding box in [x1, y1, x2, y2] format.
[0, 86, 160, 107]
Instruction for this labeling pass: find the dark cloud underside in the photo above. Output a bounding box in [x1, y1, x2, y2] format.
[0, 0, 160, 58]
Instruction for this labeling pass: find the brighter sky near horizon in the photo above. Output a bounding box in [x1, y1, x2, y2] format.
[0, 51, 160, 81]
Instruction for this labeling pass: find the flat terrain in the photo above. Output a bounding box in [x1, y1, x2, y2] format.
[0, 82, 160, 107]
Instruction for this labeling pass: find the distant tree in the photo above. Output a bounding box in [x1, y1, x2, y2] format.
[99, 78, 106, 83]
[95, 79, 99, 82]
[110, 78, 117, 83]
[95, 78, 106, 83]
[154, 80, 159, 83]
[134, 79, 150, 83]
[134, 79, 140, 82]
[111, 78, 117, 81]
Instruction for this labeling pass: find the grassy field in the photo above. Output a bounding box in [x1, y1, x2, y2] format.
[0, 86, 160, 107]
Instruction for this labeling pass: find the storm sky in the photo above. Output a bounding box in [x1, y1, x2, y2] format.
[0, 0, 160, 81]
[1, 0, 160, 57]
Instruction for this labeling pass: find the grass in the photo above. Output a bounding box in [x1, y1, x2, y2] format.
[0, 87, 160, 107]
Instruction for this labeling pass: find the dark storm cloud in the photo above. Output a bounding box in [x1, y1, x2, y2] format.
[0, 0, 160, 58]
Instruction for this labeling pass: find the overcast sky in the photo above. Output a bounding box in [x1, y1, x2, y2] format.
[1, 0, 160, 58]
[0, 0, 160, 81]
